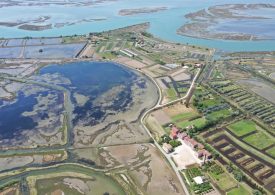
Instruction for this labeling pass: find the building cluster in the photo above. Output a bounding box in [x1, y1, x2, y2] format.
[120, 49, 138, 58]
[163, 125, 212, 162]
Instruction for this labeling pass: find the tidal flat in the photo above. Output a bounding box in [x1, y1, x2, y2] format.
[36, 61, 159, 148]
[0, 83, 65, 149]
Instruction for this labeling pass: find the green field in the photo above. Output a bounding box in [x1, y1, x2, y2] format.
[166, 88, 178, 101]
[206, 109, 231, 121]
[171, 112, 199, 122]
[266, 147, 275, 158]
[201, 99, 219, 108]
[177, 117, 207, 129]
[212, 69, 224, 79]
[184, 168, 213, 194]
[243, 132, 274, 150]
[227, 185, 250, 195]
[227, 120, 257, 137]
[101, 52, 116, 59]
[208, 163, 237, 191]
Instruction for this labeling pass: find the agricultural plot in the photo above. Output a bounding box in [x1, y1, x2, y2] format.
[227, 120, 257, 137]
[171, 112, 199, 123]
[183, 167, 213, 194]
[227, 185, 250, 195]
[266, 147, 275, 158]
[207, 163, 238, 192]
[193, 86, 234, 122]
[243, 132, 274, 150]
[227, 120, 275, 158]
[202, 130, 275, 194]
[209, 79, 275, 129]
[162, 80, 190, 102]
[177, 117, 207, 130]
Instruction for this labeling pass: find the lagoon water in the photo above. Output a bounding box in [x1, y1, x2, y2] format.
[0, 0, 275, 51]
[39, 61, 138, 125]
[0, 92, 38, 140]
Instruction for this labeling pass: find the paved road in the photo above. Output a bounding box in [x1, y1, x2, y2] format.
[140, 68, 202, 195]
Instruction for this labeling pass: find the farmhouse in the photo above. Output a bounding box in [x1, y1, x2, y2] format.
[198, 149, 212, 161]
[178, 132, 188, 139]
[170, 126, 180, 139]
[168, 125, 212, 167]
[183, 136, 198, 150]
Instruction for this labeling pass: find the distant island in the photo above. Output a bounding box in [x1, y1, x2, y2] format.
[0, 16, 106, 31]
[119, 7, 167, 16]
[177, 4, 275, 41]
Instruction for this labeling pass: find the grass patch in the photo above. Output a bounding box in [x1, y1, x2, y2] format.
[177, 117, 207, 129]
[243, 131, 274, 150]
[171, 112, 199, 122]
[227, 185, 250, 195]
[227, 120, 256, 137]
[166, 88, 178, 101]
[101, 52, 116, 59]
[206, 109, 231, 121]
[266, 147, 275, 158]
[207, 163, 237, 191]
[201, 99, 218, 108]
[184, 168, 213, 194]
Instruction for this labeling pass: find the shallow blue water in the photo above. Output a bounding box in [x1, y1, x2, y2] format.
[39, 61, 137, 125]
[0, 92, 39, 139]
[0, 0, 274, 51]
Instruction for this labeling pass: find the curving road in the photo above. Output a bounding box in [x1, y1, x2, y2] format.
[140, 68, 202, 195]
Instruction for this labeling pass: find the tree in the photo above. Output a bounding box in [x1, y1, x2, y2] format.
[161, 134, 171, 144]
[253, 190, 262, 195]
[169, 140, 181, 148]
[226, 164, 233, 173]
[233, 169, 243, 182]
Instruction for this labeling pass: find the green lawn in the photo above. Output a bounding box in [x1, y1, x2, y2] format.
[243, 132, 274, 150]
[209, 171, 236, 191]
[212, 69, 224, 79]
[207, 109, 231, 121]
[227, 120, 257, 137]
[101, 52, 116, 59]
[178, 87, 188, 93]
[266, 147, 275, 158]
[177, 117, 207, 129]
[166, 88, 177, 100]
[227, 185, 250, 195]
[201, 99, 219, 108]
[171, 112, 199, 123]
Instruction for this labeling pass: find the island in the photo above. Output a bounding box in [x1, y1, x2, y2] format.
[119, 7, 167, 16]
[177, 4, 275, 41]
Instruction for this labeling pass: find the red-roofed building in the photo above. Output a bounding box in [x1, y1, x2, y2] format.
[198, 149, 212, 161]
[170, 126, 180, 139]
[178, 132, 188, 139]
[183, 136, 198, 150]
